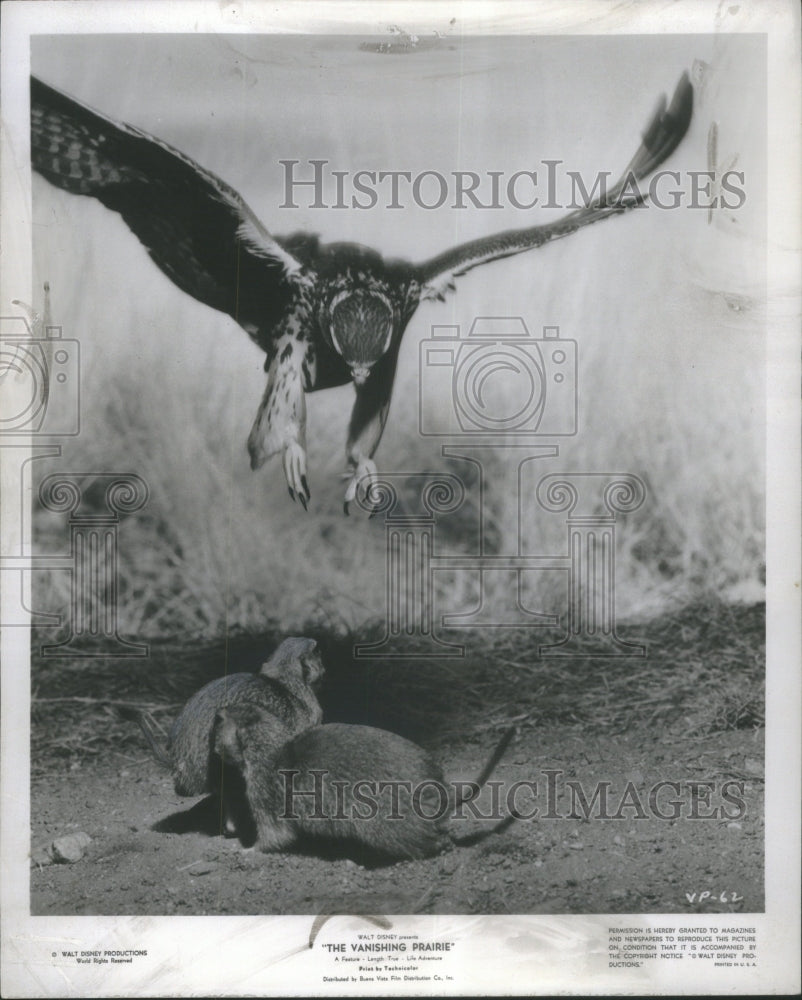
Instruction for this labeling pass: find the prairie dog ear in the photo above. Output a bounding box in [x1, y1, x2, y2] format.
[214, 708, 232, 740]
[213, 709, 243, 763]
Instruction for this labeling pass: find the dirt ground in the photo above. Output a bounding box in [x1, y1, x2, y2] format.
[30, 603, 765, 917]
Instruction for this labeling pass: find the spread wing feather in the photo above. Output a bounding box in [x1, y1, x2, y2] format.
[416, 72, 693, 299]
[30, 76, 304, 338]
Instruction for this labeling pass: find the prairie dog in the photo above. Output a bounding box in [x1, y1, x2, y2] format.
[124, 637, 324, 799]
[214, 708, 515, 862]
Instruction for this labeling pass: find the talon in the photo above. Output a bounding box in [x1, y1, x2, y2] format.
[282, 441, 309, 510]
[343, 457, 378, 515]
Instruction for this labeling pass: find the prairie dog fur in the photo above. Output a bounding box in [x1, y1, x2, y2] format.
[214, 708, 515, 862]
[123, 637, 324, 799]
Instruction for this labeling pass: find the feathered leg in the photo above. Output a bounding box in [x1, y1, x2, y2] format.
[247, 334, 311, 508]
[343, 344, 401, 515]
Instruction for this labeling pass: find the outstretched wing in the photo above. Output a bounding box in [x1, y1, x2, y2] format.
[30, 76, 307, 340]
[416, 72, 693, 300]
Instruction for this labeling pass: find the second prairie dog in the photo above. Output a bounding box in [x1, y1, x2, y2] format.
[214, 707, 514, 862]
[168, 637, 324, 796]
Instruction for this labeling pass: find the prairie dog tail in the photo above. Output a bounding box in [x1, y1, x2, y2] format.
[117, 705, 171, 768]
[450, 726, 518, 848]
[454, 726, 516, 808]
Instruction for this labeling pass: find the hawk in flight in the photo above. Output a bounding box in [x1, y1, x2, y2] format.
[31, 73, 692, 513]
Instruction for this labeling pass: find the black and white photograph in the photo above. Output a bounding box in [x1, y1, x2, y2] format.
[1, 1, 799, 996]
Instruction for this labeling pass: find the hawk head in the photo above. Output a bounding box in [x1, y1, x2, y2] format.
[324, 288, 395, 385]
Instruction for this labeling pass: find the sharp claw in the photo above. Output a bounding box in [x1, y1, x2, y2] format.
[299, 494, 308, 511]
[342, 458, 379, 516]
[288, 487, 296, 503]
[301, 475, 310, 500]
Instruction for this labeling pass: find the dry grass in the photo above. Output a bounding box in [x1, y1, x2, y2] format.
[31, 599, 764, 775]
[31, 310, 765, 642]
